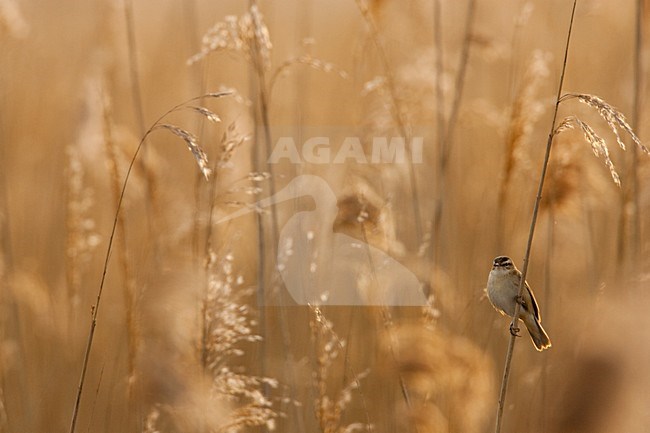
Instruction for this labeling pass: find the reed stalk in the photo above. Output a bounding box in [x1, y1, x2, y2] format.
[494, 2, 576, 432]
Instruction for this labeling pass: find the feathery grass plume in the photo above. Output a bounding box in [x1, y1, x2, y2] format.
[561, 93, 648, 153]
[64, 140, 101, 310]
[393, 48, 451, 124]
[64, 76, 109, 312]
[221, 172, 271, 203]
[155, 124, 212, 180]
[246, 171, 271, 182]
[247, 4, 271, 71]
[310, 306, 371, 433]
[120, 91, 229, 183]
[380, 324, 494, 433]
[542, 135, 582, 213]
[335, 195, 380, 232]
[554, 94, 649, 186]
[360, 76, 395, 147]
[358, 73, 422, 255]
[334, 178, 404, 256]
[187, 106, 221, 124]
[497, 50, 552, 212]
[189, 3, 280, 305]
[187, 5, 272, 69]
[158, 91, 232, 180]
[555, 116, 620, 186]
[138, 286, 231, 433]
[419, 266, 460, 323]
[202, 249, 278, 432]
[218, 122, 251, 168]
[211, 87, 252, 108]
[422, 295, 441, 328]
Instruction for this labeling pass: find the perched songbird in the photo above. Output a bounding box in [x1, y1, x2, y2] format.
[486, 256, 551, 351]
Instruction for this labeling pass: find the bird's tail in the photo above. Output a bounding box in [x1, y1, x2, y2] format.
[525, 317, 552, 351]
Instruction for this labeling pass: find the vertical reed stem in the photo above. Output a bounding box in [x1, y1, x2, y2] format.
[494, 2, 576, 432]
[630, 0, 643, 266]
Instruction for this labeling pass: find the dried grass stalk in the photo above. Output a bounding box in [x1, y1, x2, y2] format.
[69, 91, 232, 433]
[310, 307, 371, 433]
[101, 86, 139, 402]
[202, 250, 279, 433]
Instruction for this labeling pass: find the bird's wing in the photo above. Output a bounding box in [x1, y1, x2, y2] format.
[524, 281, 541, 321]
[513, 271, 541, 321]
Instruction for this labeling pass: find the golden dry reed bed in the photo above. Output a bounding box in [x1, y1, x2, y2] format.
[0, 1, 649, 432]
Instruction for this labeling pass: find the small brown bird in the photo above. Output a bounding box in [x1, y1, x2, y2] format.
[486, 256, 551, 351]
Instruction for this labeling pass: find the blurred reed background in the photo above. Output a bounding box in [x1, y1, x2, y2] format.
[0, 0, 649, 432]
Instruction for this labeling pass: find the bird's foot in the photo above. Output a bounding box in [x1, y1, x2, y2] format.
[509, 324, 521, 337]
[515, 295, 525, 306]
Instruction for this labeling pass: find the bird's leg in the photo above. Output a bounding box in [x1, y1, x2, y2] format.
[510, 295, 524, 336]
[515, 295, 525, 306]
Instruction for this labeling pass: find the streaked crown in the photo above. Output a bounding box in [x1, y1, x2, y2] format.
[492, 256, 514, 269]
